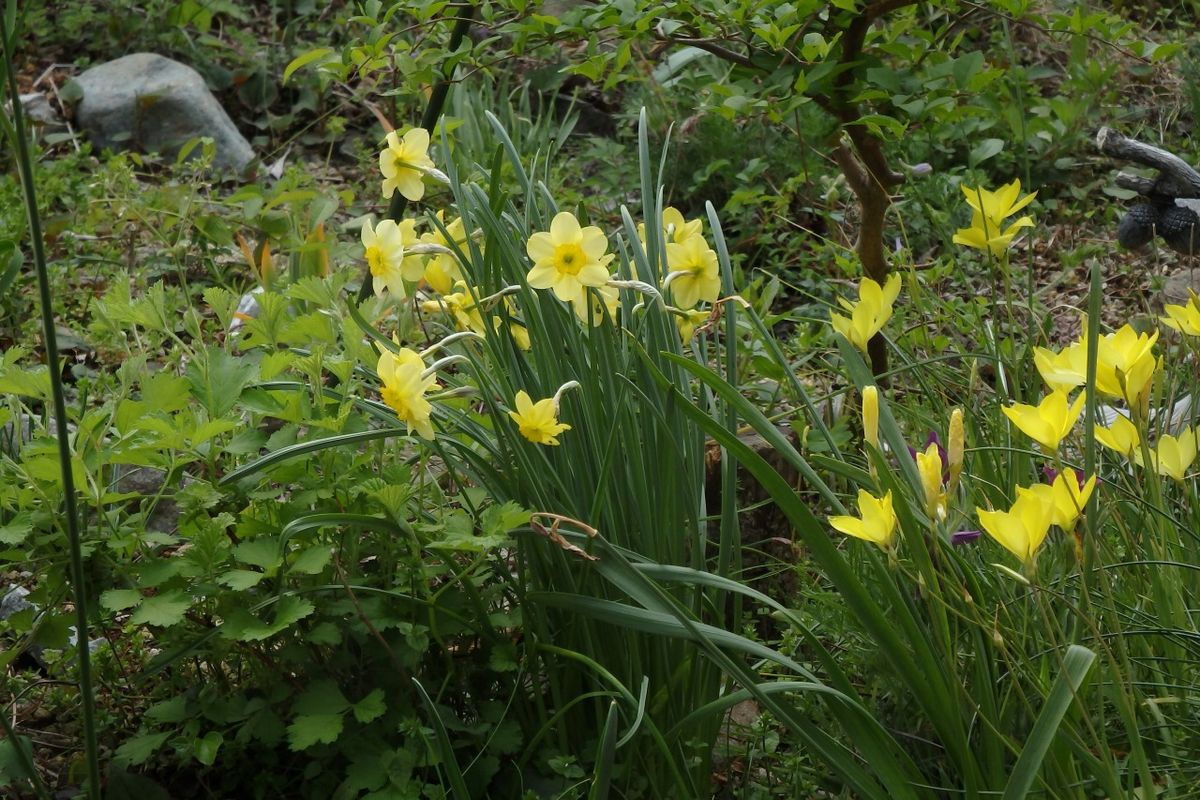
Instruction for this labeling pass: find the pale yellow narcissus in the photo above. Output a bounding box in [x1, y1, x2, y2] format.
[665, 235, 721, 309]
[1149, 428, 1198, 482]
[421, 213, 470, 294]
[1001, 390, 1085, 452]
[829, 274, 902, 354]
[526, 212, 614, 304]
[420, 282, 488, 337]
[509, 390, 571, 446]
[915, 443, 946, 519]
[953, 179, 1037, 256]
[638, 206, 703, 248]
[1161, 289, 1200, 336]
[380, 128, 436, 202]
[1095, 414, 1141, 459]
[676, 307, 711, 342]
[977, 490, 1053, 567]
[361, 218, 419, 299]
[569, 282, 620, 326]
[828, 489, 897, 549]
[378, 348, 438, 440]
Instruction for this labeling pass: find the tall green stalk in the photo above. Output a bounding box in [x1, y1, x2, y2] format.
[0, 8, 102, 798]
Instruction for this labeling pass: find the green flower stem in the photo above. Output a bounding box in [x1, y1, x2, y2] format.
[358, 2, 477, 302]
[0, 11, 102, 799]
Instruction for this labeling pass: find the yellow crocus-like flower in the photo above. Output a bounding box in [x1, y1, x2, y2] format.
[953, 179, 1036, 256]
[666, 235, 721, 309]
[915, 443, 946, 519]
[977, 490, 1053, 566]
[421, 212, 471, 294]
[1019, 473, 1097, 532]
[829, 274, 902, 354]
[378, 348, 438, 440]
[361, 218, 420, 299]
[1033, 340, 1088, 393]
[862, 386, 879, 453]
[380, 128, 436, 202]
[947, 408, 965, 492]
[1001, 390, 1085, 452]
[1149, 428, 1198, 481]
[1095, 414, 1141, 459]
[1095, 325, 1159, 405]
[526, 212, 614, 304]
[1161, 290, 1200, 336]
[508, 390, 571, 445]
[828, 489, 897, 548]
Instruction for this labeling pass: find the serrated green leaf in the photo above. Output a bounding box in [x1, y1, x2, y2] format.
[100, 588, 143, 612]
[352, 688, 386, 723]
[216, 569, 265, 590]
[287, 713, 343, 750]
[221, 595, 314, 641]
[115, 731, 170, 766]
[0, 513, 31, 545]
[288, 546, 331, 575]
[294, 679, 351, 716]
[130, 590, 192, 627]
[234, 538, 281, 571]
[186, 346, 257, 417]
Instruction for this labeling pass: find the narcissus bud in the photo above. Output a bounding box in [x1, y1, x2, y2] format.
[948, 407, 964, 492]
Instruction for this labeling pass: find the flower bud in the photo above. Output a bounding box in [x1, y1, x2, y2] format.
[948, 407, 964, 492]
[862, 385, 879, 454]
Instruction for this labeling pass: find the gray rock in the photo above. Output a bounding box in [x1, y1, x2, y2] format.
[72, 53, 254, 172]
[1162, 267, 1200, 305]
[0, 585, 32, 621]
[18, 92, 64, 127]
[112, 465, 189, 534]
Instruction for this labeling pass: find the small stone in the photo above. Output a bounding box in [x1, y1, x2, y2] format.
[71, 53, 255, 172]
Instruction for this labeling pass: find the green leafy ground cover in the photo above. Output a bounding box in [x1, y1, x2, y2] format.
[3, 1, 1200, 798]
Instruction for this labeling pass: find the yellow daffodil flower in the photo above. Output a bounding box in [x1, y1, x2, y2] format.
[953, 179, 1036, 256]
[509, 390, 571, 445]
[665, 235, 720, 308]
[1161, 290, 1200, 336]
[420, 282, 488, 337]
[1001, 390, 1085, 452]
[948, 408, 965, 492]
[1094, 324, 1159, 406]
[677, 307, 711, 342]
[569, 282, 619, 326]
[829, 274, 901, 354]
[1095, 414, 1141, 459]
[526, 211, 614, 304]
[421, 212, 471, 294]
[362, 218, 420, 299]
[828, 489, 897, 549]
[1033, 340, 1089, 393]
[380, 128, 435, 202]
[378, 348, 438, 440]
[915, 443, 947, 519]
[1149, 428, 1197, 481]
[977, 490, 1053, 567]
[862, 386, 879, 453]
[639, 206, 704, 247]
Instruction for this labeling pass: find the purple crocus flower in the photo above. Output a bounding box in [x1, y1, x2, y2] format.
[950, 529, 981, 545]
